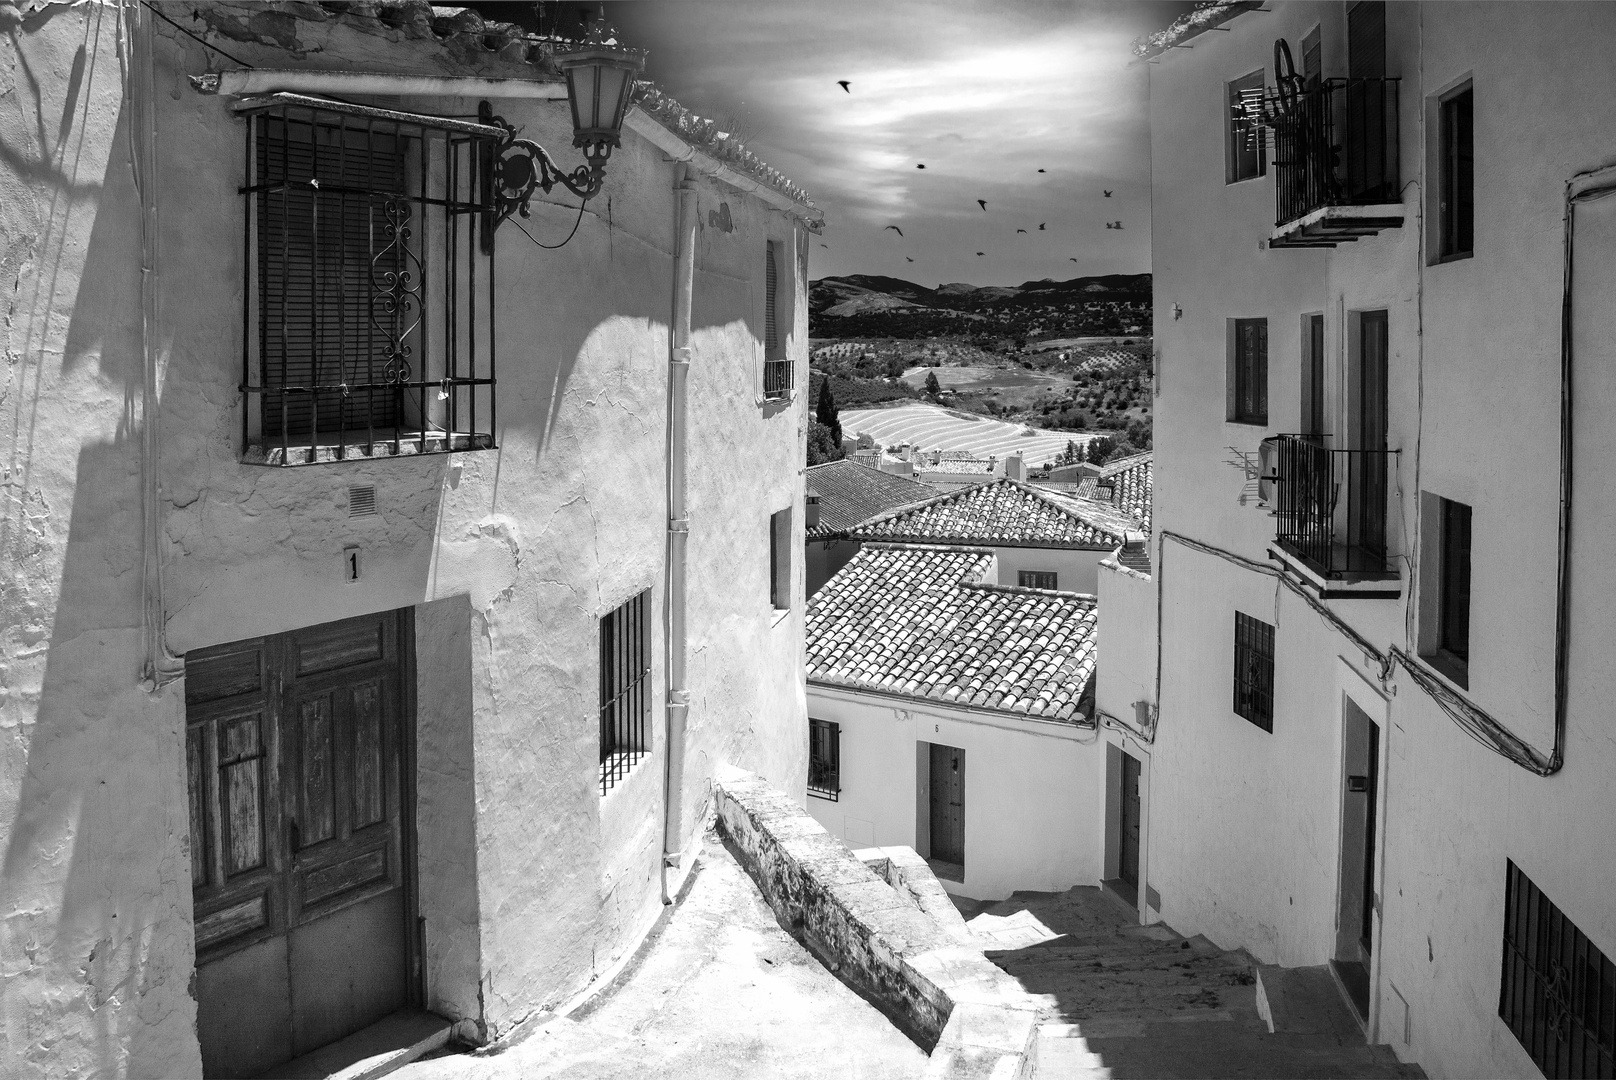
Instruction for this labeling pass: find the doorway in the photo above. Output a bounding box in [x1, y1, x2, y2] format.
[1334, 695, 1380, 1022]
[1351, 310, 1389, 565]
[927, 743, 965, 882]
[1118, 752, 1142, 904]
[187, 610, 416, 1078]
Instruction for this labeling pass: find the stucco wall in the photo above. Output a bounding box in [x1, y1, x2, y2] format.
[805, 685, 1103, 902]
[0, 2, 810, 1073]
[1149, 4, 1616, 1077]
[989, 545, 1105, 595]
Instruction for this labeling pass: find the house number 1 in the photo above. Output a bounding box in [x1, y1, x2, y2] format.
[344, 546, 362, 583]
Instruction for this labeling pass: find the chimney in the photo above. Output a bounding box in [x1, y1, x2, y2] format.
[1005, 453, 1025, 482]
[805, 489, 820, 531]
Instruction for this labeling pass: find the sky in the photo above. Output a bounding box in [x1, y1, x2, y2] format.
[502, 2, 1188, 288]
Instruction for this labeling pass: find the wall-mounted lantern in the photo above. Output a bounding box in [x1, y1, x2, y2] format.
[481, 17, 647, 251]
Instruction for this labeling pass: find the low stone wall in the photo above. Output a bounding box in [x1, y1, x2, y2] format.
[715, 768, 1053, 1078]
[852, 846, 978, 947]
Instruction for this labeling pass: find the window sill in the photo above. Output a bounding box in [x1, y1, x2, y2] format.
[244, 430, 495, 467]
[1418, 648, 1469, 691]
[1225, 418, 1270, 429]
[807, 788, 839, 803]
[1225, 173, 1267, 186]
[599, 748, 650, 798]
[1434, 249, 1473, 265]
[769, 606, 791, 627]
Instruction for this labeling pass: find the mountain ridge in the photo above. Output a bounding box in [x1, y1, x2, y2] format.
[811, 273, 1150, 315]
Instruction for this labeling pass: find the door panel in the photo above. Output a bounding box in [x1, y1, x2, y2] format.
[929, 744, 966, 867]
[1119, 754, 1141, 891]
[190, 610, 412, 1079]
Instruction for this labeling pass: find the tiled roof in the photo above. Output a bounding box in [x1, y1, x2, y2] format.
[850, 479, 1127, 550]
[922, 459, 995, 476]
[805, 460, 939, 540]
[805, 544, 1097, 722]
[1100, 452, 1153, 532]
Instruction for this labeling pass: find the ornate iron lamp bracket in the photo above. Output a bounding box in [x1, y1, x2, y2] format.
[479, 101, 605, 253]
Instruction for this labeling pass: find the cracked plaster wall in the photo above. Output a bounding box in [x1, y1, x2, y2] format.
[0, 1, 809, 1073]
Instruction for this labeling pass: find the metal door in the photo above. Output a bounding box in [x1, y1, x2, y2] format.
[1119, 753, 1142, 893]
[188, 610, 413, 1078]
[928, 744, 966, 867]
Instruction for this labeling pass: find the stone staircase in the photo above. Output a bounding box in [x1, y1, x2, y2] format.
[965, 888, 1424, 1079]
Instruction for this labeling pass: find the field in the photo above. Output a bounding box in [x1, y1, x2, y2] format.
[839, 404, 1092, 467]
[899, 365, 1066, 392]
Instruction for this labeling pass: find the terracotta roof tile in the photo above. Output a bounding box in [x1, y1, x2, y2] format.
[805, 544, 1098, 723]
[805, 460, 939, 539]
[849, 478, 1127, 549]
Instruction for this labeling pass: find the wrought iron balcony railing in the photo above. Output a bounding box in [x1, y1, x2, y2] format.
[1267, 77, 1400, 230]
[1272, 435, 1397, 579]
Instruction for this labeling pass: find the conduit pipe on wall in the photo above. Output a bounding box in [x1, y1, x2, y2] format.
[660, 164, 697, 904]
[127, 0, 183, 691]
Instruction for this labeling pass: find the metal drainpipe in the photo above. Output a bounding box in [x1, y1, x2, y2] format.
[661, 165, 697, 903]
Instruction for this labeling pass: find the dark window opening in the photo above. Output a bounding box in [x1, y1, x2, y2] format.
[1233, 611, 1275, 732]
[1227, 71, 1267, 184]
[770, 508, 792, 610]
[763, 241, 793, 399]
[808, 718, 840, 800]
[1303, 313, 1326, 437]
[1301, 25, 1322, 87]
[1440, 87, 1475, 260]
[1500, 861, 1616, 1079]
[1422, 496, 1472, 687]
[600, 589, 651, 795]
[241, 96, 500, 465]
[1230, 318, 1269, 425]
[1018, 570, 1058, 590]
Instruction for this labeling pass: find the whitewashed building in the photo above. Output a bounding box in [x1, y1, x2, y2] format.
[1140, 3, 1616, 1077]
[0, 3, 818, 1077]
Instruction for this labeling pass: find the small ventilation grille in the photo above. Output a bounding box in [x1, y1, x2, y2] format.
[348, 485, 377, 517]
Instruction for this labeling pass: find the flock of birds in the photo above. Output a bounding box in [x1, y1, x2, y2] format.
[826, 79, 1126, 264]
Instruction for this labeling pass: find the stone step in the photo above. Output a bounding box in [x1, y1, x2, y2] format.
[274, 1009, 452, 1080]
[1035, 1023, 1112, 1079]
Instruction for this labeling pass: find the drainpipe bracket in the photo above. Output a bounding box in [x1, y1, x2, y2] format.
[671, 347, 692, 366]
[669, 517, 689, 534]
[668, 690, 690, 710]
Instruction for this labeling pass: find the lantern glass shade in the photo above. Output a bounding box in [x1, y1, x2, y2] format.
[560, 47, 643, 147]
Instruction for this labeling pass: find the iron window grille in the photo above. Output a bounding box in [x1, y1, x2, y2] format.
[763, 242, 793, 399]
[237, 94, 502, 465]
[1501, 861, 1616, 1079]
[599, 589, 651, 796]
[1233, 611, 1275, 732]
[808, 718, 840, 801]
[1230, 319, 1269, 425]
[1018, 570, 1059, 590]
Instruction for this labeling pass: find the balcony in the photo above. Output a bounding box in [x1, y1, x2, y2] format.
[1266, 78, 1404, 248]
[1270, 435, 1399, 596]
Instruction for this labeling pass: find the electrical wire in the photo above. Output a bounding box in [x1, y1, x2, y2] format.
[139, 0, 254, 69]
[510, 201, 588, 249]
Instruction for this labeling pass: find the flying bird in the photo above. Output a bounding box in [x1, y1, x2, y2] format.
[916, 163, 926, 169]
[820, 244, 829, 249]
[837, 80, 850, 93]
[1069, 257, 1079, 262]
[1038, 223, 1046, 231]
[1103, 190, 1113, 197]
[977, 200, 987, 211]
[1016, 228, 1027, 234]
[884, 225, 904, 236]
[975, 251, 985, 256]
[1038, 168, 1046, 173]
[905, 257, 914, 262]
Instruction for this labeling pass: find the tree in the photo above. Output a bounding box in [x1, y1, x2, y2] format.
[807, 421, 845, 466]
[815, 378, 842, 447]
[924, 371, 942, 399]
[1085, 435, 1117, 465]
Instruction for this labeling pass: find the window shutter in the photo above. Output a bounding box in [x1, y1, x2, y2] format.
[1347, 1, 1385, 80]
[765, 245, 779, 355]
[1301, 26, 1322, 85]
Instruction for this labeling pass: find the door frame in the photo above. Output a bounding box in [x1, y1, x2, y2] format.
[1333, 655, 1391, 1037]
[1101, 727, 1154, 924]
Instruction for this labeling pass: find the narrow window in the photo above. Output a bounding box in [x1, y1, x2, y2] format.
[808, 718, 840, 801]
[1440, 86, 1474, 260]
[1302, 313, 1326, 437]
[763, 240, 793, 399]
[1226, 71, 1267, 184]
[1421, 496, 1472, 687]
[1233, 611, 1275, 732]
[599, 589, 651, 796]
[1228, 318, 1269, 425]
[770, 508, 792, 611]
[1500, 861, 1616, 1079]
[1300, 25, 1322, 87]
[1018, 570, 1058, 590]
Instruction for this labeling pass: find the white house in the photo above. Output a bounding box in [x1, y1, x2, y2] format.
[1138, 3, 1616, 1077]
[0, 4, 819, 1077]
[804, 544, 1101, 901]
[804, 459, 935, 595]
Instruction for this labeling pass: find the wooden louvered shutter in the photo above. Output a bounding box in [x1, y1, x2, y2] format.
[764, 244, 779, 356]
[257, 116, 406, 438]
[1347, 2, 1385, 79]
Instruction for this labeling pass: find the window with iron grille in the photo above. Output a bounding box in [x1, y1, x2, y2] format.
[770, 508, 792, 610]
[239, 94, 501, 465]
[1227, 70, 1267, 184]
[763, 240, 793, 399]
[808, 718, 840, 800]
[1229, 318, 1269, 425]
[1018, 570, 1058, 590]
[1233, 611, 1275, 732]
[1501, 861, 1616, 1079]
[599, 589, 651, 796]
[1439, 84, 1474, 261]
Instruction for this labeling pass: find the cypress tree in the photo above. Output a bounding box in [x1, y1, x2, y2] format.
[816, 378, 842, 447]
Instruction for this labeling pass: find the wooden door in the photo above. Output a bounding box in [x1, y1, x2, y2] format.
[1119, 753, 1142, 893]
[928, 744, 965, 869]
[188, 610, 414, 1078]
[1355, 311, 1389, 557]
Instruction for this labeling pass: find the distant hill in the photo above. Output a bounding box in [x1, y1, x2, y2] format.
[810, 273, 1150, 315]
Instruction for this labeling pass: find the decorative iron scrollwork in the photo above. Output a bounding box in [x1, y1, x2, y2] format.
[478, 102, 611, 253]
[1542, 960, 1574, 1043]
[372, 198, 423, 384]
